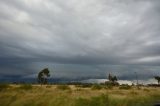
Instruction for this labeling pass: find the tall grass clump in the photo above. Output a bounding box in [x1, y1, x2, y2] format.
[19, 84, 32, 90]
[56, 85, 71, 90]
[75, 94, 109, 106]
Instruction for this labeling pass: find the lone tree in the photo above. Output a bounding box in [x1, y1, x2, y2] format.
[105, 73, 119, 86]
[108, 73, 118, 83]
[38, 68, 50, 85]
[154, 76, 160, 85]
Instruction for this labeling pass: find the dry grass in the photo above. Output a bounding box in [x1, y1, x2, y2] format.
[0, 84, 160, 106]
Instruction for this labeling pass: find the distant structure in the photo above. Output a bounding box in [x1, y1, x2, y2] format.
[134, 72, 139, 85]
[134, 72, 140, 89]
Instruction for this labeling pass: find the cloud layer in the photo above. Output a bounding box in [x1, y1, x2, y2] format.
[0, 0, 160, 80]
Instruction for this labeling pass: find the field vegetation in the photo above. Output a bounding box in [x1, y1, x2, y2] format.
[0, 84, 160, 106]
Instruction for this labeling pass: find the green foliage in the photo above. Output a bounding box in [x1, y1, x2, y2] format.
[0, 83, 10, 91]
[91, 84, 102, 90]
[56, 85, 71, 90]
[19, 84, 32, 90]
[75, 94, 109, 106]
[154, 76, 160, 84]
[108, 74, 118, 83]
[119, 84, 131, 90]
[38, 68, 50, 85]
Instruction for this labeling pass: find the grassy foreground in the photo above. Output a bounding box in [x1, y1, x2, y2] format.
[0, 84, 160, 106]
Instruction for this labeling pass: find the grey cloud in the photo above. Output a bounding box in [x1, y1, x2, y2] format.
[0, 0, 160, 80]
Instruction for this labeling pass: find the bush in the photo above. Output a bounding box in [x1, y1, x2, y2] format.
[119, 84, 131, 90]
[91, 84, 102, 90]
[56, 85, 71, 90]
[0, 84, 10, 91]
[19, 84, 32, 90]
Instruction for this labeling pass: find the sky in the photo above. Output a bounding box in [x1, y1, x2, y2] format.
[0, 0, 160, 83]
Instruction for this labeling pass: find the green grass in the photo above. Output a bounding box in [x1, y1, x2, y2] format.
[75, 94, 109, 106]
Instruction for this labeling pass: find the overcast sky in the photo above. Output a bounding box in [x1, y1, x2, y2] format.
[0, 0, 160, 81]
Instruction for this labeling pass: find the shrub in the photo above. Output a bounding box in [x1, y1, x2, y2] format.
[56, 85, 71, 90]
[19, 84, 32, 90]
[0, 84, 10, 91]
[91, 84, 102, 90]
[119, 84, 131, 90]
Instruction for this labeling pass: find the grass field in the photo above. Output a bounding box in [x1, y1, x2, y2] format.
[0, 84, 160, 106]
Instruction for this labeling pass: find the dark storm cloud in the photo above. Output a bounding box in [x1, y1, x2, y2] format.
[0, 0, 160, 80]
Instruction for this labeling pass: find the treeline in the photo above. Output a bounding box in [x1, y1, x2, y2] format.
[3, 68, 160, 87]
